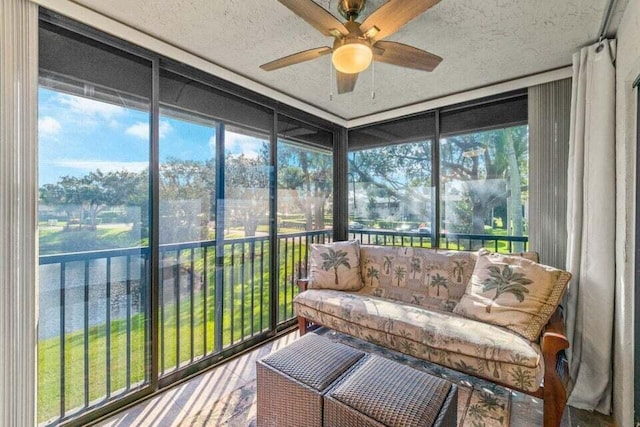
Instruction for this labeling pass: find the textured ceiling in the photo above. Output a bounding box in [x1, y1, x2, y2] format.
[70, 0, 616, 120]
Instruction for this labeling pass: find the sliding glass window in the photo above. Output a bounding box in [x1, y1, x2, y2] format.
[277, 115, 334, 322]
[38, 22, 152, 424]
[438, 95, 529, 252]
[157, 79, 218, 374]
[348, 113, 436, 247]
[158, 69, 274, 374]
[439, 126, 529, 252]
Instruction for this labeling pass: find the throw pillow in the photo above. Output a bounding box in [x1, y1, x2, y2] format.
[308, 240, 364, 291]
[453, 250, 571, 340]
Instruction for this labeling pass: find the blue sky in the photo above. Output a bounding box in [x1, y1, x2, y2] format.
[38, 88, 267, 185]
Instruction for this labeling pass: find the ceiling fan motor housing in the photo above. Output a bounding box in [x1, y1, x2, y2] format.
[338, 0, 367, 20]
[332, 20, 371, 52]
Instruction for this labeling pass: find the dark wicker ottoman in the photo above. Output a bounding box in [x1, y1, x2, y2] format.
[324, 355, 458, 427]
[256, 333, 366, 427]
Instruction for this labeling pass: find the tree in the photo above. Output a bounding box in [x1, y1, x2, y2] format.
[440, 127, 528, 235]
[225, 153, 270, 237]
[39, 170, 147, 231]
[39, 182, 75, 221]
[159, 157, 214, 243]
[504, 129, 525, 250]
[278, 143, 332, 230]
[320, 248, 351, 285]
[481, 265, 532, 313]
[349, 126, 528, 236]
[441, 132, 504, 234]
[349, 143, 432, 222]
[160, 158, 214, 202]
[158, 151, 273, 239]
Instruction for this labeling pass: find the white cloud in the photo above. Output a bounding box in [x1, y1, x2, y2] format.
[125, 122, 149, 139]
[38, 116, 62, 136]
[225, 131, 267, 159]
[47, 159, 148, 174]
[125, 121, 172, 140]
[160, 121, 172, 137]
[57, 94, 125, 119]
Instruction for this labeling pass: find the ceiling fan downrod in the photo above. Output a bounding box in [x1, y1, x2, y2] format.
[338, 0, 367, 21]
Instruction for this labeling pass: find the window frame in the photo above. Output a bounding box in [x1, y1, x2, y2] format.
[633, 74, 640, 426]
[347, 91, 529, 249]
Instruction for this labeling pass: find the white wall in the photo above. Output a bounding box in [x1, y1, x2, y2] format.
[614, 0, 640, 425]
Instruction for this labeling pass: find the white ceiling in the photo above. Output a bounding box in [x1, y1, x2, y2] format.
[70, 0, 622, 121]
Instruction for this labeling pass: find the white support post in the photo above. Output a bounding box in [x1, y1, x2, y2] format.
[0, 0, 39, 425]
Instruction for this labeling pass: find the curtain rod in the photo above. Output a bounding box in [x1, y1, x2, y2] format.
[597, 0, 618, 42]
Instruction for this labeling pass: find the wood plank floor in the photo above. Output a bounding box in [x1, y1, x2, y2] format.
[96, 331, 615, 427]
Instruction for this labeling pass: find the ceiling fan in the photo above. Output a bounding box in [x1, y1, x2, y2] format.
[260, 0, 443, 94]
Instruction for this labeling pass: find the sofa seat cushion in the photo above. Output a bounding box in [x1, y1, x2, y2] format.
[294, 289, 544, 392]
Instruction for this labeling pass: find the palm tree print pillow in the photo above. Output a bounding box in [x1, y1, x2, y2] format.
[308, 240, 364, 291]
[453, 250, 571, 340]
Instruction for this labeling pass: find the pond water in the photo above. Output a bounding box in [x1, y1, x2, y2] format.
[38, 257, 196, 341]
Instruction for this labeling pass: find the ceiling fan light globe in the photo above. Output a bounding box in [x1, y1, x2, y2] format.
[332, 42, 372, 74]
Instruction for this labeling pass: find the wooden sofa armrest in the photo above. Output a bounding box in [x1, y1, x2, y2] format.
[540, 306, 570, 427]
[542, 307, 570, 384]
[542, 306, 568, 343]
[296, 278, 309, 292]
[295, 279, 310, 335]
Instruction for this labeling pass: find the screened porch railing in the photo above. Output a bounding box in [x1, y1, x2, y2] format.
[349, 229, 529, 252]
[37, 230, 332, 425]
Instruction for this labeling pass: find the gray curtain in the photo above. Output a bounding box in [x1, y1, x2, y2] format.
[528, 79, 571, 269]
[565, 39, 616, 414]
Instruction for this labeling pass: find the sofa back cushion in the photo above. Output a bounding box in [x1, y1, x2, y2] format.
[359, 246, 479, 311]
[309, 240, 364, 291]
[453, 250, 571, 340]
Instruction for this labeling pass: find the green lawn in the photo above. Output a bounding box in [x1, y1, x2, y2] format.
[39, 225, 146, 256]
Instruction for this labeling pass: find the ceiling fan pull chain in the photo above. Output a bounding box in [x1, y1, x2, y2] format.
[371, 60, 376, 100]
[329, 55, 334, 101]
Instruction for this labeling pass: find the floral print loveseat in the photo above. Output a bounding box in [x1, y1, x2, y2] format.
[294, 245, 570, 427]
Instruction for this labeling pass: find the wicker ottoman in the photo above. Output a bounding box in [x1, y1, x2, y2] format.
[324, 355, 458, 427]
[256, 333, 366, 427]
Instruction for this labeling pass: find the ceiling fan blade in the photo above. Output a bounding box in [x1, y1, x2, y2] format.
[260, 47, 332, 71]
[336, 71, 358, 94]
[278, 0, 349, 37]
[361, 0, 441, 42]
[373, 41, 442, 71]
